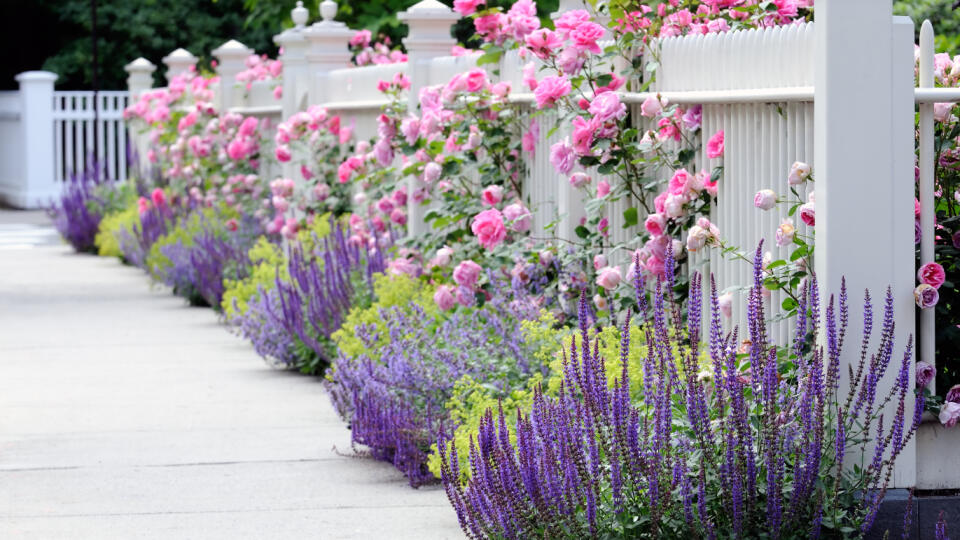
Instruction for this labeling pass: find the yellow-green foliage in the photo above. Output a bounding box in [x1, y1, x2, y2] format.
[331, 272, 439, 359]
[221, 236, 286, 319]
[145, 206, 230, 280]
[296, 213, 332, 252]
[95, 203, 138, 258]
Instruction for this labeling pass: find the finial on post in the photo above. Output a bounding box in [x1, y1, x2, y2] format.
[292, 1, 309, 28]
[319, 0, 338, 23]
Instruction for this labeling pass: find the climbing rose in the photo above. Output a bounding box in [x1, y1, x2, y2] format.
[471, 209, 506, 250]
[595, 266, 622, 290]
[939, 401, 960, 428]
[916, 361, 936, 388]
[525, 29, 562, 59]
[914, 283, 939, 309]
[798, 202, 816, 226]
[718, 292, 733, 319]
[569, 172, 591, 188]
[918, 262, 946, 289]
[588, 92, 627, 123]
[597, 180, 610, 197]
[434, 285, 456, 311]
[645, 213, 666, 236]
[150, 188, 166, 206]
[788, 161, 812, 185]
[754, 189, 777, 210]
[947, 384, 960, 403]
[453, 260, 482, 288]
[593, 254, 607, 270]
[275, 145, 292, 162]
[423, 162, 442, 183]
[640, 95, 662, 117]
[550, 140, 576, 175]
[571, 22, 605, 54]
[481, 185, 504, 206]
[453, 0, 485, 16]
[776, 218, 795, 247]
[434, 246, 454, 267]
[503, 203, 531, 232]
[533, 75, 571, 109]
[706, 129, 724, 158]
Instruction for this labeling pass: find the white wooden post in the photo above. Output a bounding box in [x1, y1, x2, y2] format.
[161, 48, 198, 83]
[124, 58, 156, 99]
[274, 1, 312, 183]
[918, 20, 937, 393]
[815, 2, 916, 487]
[303, 0, 353, 105]
[212, 40, 254, 112]
[399, 0, 459, 237]
[8, 71, 58, 208]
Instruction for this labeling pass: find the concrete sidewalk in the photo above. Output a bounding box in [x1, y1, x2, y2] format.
[0, 237, 462, 538]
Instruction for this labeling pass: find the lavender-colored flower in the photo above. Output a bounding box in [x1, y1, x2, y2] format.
[49, 164, 108, 252]
[917, 361, 936, 388]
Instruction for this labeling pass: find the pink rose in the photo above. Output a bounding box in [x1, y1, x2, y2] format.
[533, 75, 571, 109]
[571, 21, 605, 54]
[453, 0, 485, 16]
[706, 129, 724, 158]
[914, 283, 939, 309]
[588, 91, 626, 124]
[550, 140, 576, 175]
[916, 361, 936, 388]
[919, 262, 946, 289]
[239, 116, 259, 138]
[503, 203, 531, 232]
[640, 95, 662, 117]
[471, 209, 507, 250]
[719, 292, 733, 319]
[798, 202, 815, 226]
[434, 246, 454, 267]
[481, 185, 504, 206]
[390, 208, 407, 226]
[313, 183, 330, 201]
[423, 162, 442, 183]
[387, 257, 420, 277]
[150, 188, 166, 207]
[776, 218, 795, 247]
[645, 213, 666, 236]
[464, 68, 488, 92]
[668, 169, 691, 196]
[597, 180, 610, 198]
[946, 383, 960, 404]
[434, 286, 456, 311]
[788, 161, 811, 185]
[939, 401, 960, 428]
[595, 266, 622, 290]
[569, 172, 591, 188]
[453, 260, 482, 288]
[525, 29, 562, 59]
[934, 102, 953, 122]
[275, 145, 292, 162]
[571, 116, 598, 154]
[754, 189, 777, 211]
[593, 254, 607, 270]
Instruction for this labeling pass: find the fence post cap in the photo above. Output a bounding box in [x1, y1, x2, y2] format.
[292, 1, 309, 28]
[305, 0, 350, 35]
[212, 39, 253, 59]
[15, 71, 58, 83]
[399, 0, 458, 20]
[162, 48, 198, 64]
[124, 57, 157, 73]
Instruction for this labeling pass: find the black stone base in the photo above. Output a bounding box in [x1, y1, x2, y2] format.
[866, 489, 960, 539]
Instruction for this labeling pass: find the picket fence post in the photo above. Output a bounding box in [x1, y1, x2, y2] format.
[3, 71, 59, 209]
[212, 40, 254, 113]
[399, 0, 459, 237]
[162, 48, 198, 84]
[303, 0, 353, 105]
[274, 1, 312, 183]
[124, 58, 156, 99]
[814, 0, 916, 487]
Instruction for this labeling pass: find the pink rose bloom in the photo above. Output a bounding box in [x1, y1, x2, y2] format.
[946, 383, 960, 403]
[377, 197, 394, 214]
[571, 116, 598, 154]
[550, 140, 576, 175]
[453, 260, 482, 288]
[918, 262, 946, 289]
[682, 105, 702, 130]
[597, 180, 610, 198]
[719, 292, 733, 319]
[934, 102, 953, 122]
[593, 294, 608, 311]
[533, 75, 571, 109]
[706, 130, 724, 158]
[522, 62, 538, 91]
[481, 185, 504, 206]
[788, 161, 811, 185]
[645, 213, 666, 236]
[453, 0, 485, 16]
[776, 218, 796, 247]
[273, 85, 283, 100]
[150, 188, 166, 207]
[640, 95, 662, 117]
[463, 68, 488, 92]
[392, 188, 408, 206]
[555, 10, 590, 38]
[434, 286, 456, 311]
[798, 202, 815, 226]
[423, 162, 442, 184]
[668, 169, 691, 196]
[275, 145, 292, 162]
[569, 172, 591, 188]
[338, 156, 363, 183]
[571, 21, 605, 54]
[593, 254, 607, 270]
[916, 361, 936, 388]
[390, 208, 407, 226]
[350, 29, 372, 48]
[491, 81, 511, 99]
[939, 401, 960, 428]
[238, 116, 259, 138]
[914, 283, 939, 309]
[525, 29, 562, 59]
[471, 209, 507, 250]
[314, 183, 330, 201]
[388, 257, 420, 277]
[596, 266, 622, 290]
[754, 189, 777, 210]
[227, 139, 247, 160]
[503, 202, 531, 232]
[434, 247, 454, 267]
[589, 92, 627, 124]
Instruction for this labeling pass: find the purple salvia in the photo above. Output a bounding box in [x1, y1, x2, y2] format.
[936, 510, 950, 540]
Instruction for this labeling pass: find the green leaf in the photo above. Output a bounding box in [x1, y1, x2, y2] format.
[575, 225, 590, 239]
[782, 297, 798, 311]
[623, 207, 639, 228]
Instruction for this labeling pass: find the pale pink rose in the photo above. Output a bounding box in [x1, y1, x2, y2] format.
[522, 62, 538, 91]
[388, 257, 420, 277]
[533, 75, 572, 109]
[481, 185, 504, 206]
[939, 401, 960, 428]
[453, 260, 482, 288]
[491, 81, 511, 99]
[556, 47, 585, 75]
[645, 213, 666, 236]
[914, 283, 939, 309]
[934, 102, 953, 122]
[719, 292, 733, 319]
[706, 129, 724, 158]
[597, 180, 610, 198]
[686, 225, 709, 252]
[788, 161, 811, 185]
[754, 189, 777, 210]
[918, 262, 946, 289]
[668, 169, 691, 196]
[550, 140, 576, 175]
[798, 202, 815, 226]
[471, 208, 507, 250]
[596, 266, 622, 290]
[313, 183, 330, 201]
[558, 173, 588, 192]
[776, 218, 795, 247]
[593, 254, 607, 270]
[916, 361, 936, 388]
[664, 194, 685, 218]
[423, 162, 442, 183]
[588, 91, 626, 123]
[594, 294, 609, 311]
[434, 247, 454, 267]
[434, 285, 456, 311]
[640, 95, 662, 117]
[503, 203, 531, 232]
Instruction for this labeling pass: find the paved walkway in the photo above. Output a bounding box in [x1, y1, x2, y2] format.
[0, 211, 461, 539]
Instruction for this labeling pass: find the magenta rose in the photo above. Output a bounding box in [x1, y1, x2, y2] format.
[918, 262, 946, 289]
[550, 140, 576, 175]
[914, 283, 939, 309]
[706, 129, 724, 159]
[471, 209, 506, 250]
[916, 361, 936, 388]
[453, 260, 482, 288]
[533, 75, 572, 109]
[798, 202, 816, 226]
[481, 185, 504, 206]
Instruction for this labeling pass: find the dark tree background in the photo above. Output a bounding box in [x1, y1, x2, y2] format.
[0, 0, 558, 91]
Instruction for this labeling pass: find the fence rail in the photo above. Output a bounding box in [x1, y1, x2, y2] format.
[52, 90, 130, 184]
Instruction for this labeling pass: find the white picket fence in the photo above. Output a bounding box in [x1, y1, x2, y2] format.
[53, 90, 130, 183]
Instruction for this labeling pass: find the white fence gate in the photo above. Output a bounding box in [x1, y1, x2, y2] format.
[53, 90, 131, 184]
